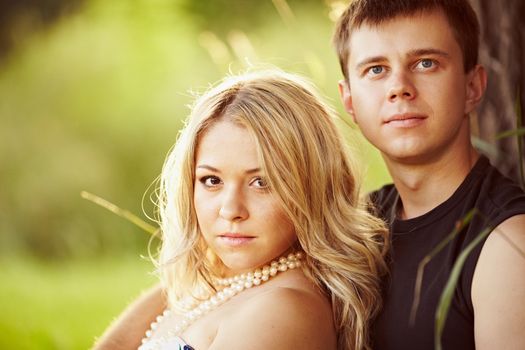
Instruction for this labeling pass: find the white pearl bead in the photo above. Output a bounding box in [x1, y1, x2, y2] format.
[141, 252, 304, 348]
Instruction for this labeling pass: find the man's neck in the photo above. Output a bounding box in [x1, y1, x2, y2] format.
[384, 148, 479, 220]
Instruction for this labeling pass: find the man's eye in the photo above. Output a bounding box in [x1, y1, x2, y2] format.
[200, 176, 221, 187]
[370, 66, 383, 75]
[365, 65, 385, 77]
[417, 59, 436, 69]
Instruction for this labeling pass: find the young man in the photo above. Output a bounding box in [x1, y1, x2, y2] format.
[334, 0, 525, 349]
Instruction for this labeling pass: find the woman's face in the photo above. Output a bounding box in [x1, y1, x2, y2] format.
[194, 119, 297, 276]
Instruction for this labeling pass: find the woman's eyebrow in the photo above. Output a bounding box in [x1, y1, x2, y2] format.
[196, 165, 261, 174]
[196, 164, 220, 173]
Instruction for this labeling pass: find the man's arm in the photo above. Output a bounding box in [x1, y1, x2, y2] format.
[93, 283, 165, 350]
[472, 214, 525, 349]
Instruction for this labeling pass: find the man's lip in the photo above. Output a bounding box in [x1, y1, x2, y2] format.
[384, 113, 427, 124]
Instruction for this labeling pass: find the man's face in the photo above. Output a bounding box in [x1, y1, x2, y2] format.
[340, 10, 483, 165]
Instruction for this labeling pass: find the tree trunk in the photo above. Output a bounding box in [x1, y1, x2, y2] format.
[471, 0, 525, 186]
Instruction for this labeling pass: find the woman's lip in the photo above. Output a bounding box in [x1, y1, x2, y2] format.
[219, 232, 255, 238]
[218, 236, 255, 247]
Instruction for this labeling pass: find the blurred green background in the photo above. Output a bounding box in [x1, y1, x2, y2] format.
[0, 0, 389, 348]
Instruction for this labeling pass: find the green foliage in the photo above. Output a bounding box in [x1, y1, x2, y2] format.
[1, 0, 389, 259]
[0, 255, 156, 349]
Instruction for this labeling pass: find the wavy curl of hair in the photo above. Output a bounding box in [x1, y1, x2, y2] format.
[156, 70, 388, 350]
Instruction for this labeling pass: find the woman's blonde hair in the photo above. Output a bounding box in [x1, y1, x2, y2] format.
[157, 70, 388, 349]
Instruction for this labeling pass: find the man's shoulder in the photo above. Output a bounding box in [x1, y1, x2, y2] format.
[471, 158, 525, 224]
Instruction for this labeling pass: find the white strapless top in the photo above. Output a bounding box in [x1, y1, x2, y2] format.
[138, 335, 194, 350]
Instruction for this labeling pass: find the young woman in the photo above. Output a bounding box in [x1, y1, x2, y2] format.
[97, 70, 388, 350]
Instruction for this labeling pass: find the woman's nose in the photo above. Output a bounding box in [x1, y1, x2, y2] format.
[219, 187, 249, 222]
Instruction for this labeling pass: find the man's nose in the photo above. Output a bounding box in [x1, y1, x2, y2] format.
[387, 70, 417, 102]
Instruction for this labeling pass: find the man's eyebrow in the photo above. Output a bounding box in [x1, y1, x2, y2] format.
[407, 48, 450, 58]
[196, 165, 261, 174]
[355, 55, 387, 71]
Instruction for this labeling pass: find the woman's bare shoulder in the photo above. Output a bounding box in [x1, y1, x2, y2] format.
[209, 283, 337, 350]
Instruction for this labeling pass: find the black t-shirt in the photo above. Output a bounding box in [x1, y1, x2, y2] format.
[370, 156, 525, 349]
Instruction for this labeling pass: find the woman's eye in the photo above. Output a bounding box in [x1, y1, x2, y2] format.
[251, 177, 269, 189]
[200, 176, 222, 187]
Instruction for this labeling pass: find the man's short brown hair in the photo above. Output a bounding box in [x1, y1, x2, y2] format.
[333, 0, 480, 81]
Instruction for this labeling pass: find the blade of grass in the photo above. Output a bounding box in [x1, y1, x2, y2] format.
[515, 89, 524, 189]
[434, 226, 492, 350]
[81, 191, 159, 237]
[271, 0, 295, 26]
[434, 208, 525, 350]
[471, 136, 499, 158]
[410, 208, 477, 325]
[494, 127, 525, 140]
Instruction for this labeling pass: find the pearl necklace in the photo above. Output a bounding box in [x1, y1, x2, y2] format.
[139, 252, 303, 349]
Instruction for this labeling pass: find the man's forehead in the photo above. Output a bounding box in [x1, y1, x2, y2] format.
[346, 10, 458, 64]
[350, 7, 445, 34]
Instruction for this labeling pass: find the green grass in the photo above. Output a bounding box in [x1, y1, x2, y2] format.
[0, 255, 157, 349]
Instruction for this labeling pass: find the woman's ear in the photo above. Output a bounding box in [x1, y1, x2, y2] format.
[464, 64, 487, 115]
[338, 79, 357, 123]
